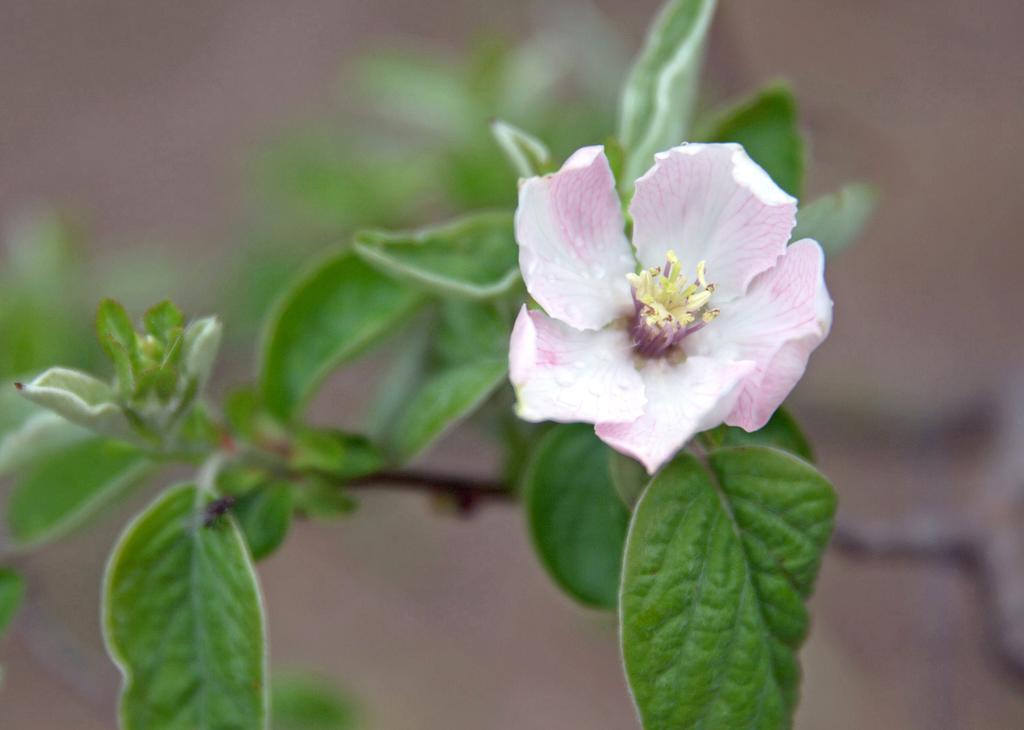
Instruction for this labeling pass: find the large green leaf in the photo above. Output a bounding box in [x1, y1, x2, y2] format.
[618, 0, 717, 184]
[621, 447, 835, 729]
[524, 425, 630, 609]
[391, 358, 507, 463]
[7, 437, 155, 547]
[0, 569, 24, 638]
[792, 183, 878, 257]
[706, 84, 805, 197]
[354, 212, 518, 300]
[103, 484, 268, 730]
[260, 251, 425, 419]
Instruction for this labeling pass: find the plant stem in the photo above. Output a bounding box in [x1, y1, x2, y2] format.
[345, 470, 514, 513]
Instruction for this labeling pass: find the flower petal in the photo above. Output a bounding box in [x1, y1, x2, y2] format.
[688, 239, 832, 431]
[516, 146, 636, 330]
[595, 356, 754, 474]
[630, 143, 797, 301]
[510, 306, 646, 424]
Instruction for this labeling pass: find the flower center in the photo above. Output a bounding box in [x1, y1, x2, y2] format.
[626, 250, 720, 358]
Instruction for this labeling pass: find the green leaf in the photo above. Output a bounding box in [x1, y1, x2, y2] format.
[608, 449, 649, 509]
[7, 437, 154, 547]
[618, 0, 717, 184]
[294, 479, 358, 521]
[391, 358, 507, 463]
[620, 447, 835, 729]
[235, 483, 293, 562]
[182, 316, 223, 389]
[432, 299, 509, 365]
[103, 484, 268, 730]
[272, 673, 358, 730]
[17, 367, 137, 443]
[353, 212, 519, 300]
[0, 411, 89, 476]
[289, 428, 382, 480]
[524, 425, 630, 609]
[97, 298, 139, 369]
[365, 317, 433, 441]
[706, 84, 805, 197]
[143, 301, 185, 345]
[0, 569, 25, 638]
[703, 408, 814, 462]
[490, 119, 552, 177]
[225, 386, 264, 441]
[260, 251, 425, 420]
[792, 183, 878, 257]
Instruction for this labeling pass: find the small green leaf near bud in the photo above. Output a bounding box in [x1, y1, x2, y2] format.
[97, 299, 140, 369]
[142, 300, 185, 345]
[182, 316, 223, 389]
[17, 367, 138, 443]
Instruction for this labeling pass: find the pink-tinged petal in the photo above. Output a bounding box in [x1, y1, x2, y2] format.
[596, 356, 755, 474]
[630, 143, 797, 301]
[516, 146, 637, 330]
[510, 306, 646, 424]
[688, 239, 832, 431]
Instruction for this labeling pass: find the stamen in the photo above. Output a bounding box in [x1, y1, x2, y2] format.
[627, 250, 720, 358]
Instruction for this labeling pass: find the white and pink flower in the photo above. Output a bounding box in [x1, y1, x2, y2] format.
[509, 143, 832, 473]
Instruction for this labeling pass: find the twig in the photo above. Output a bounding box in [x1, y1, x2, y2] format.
[345, 470, 514, 514]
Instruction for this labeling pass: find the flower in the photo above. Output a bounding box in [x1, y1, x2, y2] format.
[509, 143, 832, 473]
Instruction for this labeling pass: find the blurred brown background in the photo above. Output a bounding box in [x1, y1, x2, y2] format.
[2, 0, 1023, 728]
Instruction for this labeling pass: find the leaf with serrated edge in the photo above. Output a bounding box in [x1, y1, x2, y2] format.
[525, 425, 630, 609]
[618, 0, 717, 184]
[260, 250, 425, 419]
[103, 484, 268, 730]
[620, 447, 835, 729]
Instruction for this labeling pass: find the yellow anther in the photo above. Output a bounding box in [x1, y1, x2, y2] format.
[627, 251, 718, 337]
